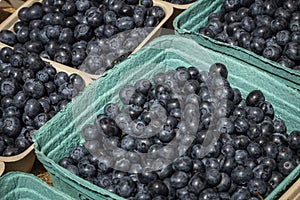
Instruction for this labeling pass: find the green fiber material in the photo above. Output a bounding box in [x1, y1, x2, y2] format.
[0, 172, 74, 200]
[33, 35, 300, 200]
[173, 0, 300, 91]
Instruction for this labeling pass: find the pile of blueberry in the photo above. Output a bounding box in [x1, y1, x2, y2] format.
[79, 28, 151, 74]
[0, 0, 165, 74]
[59, 63, 300, 199]
[200, 0, 300, 71]
[0, 46, 85, 156]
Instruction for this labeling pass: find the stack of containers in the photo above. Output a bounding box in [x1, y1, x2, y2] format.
[33, 35, 300, 199]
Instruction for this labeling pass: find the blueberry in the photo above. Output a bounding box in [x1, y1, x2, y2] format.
[285, 42, 300, 60]
[2, 146, 20, 156]
[234, 117, 249, 133]
[1, 78, 19, 96]
[9, 53, 24, 68]
[262, 141, 277, 158]
[61, 0, 77, 16]
[23, 79, 45, 99]
[275, 7, 291, 20]
[135, 138, 152, 153]
[74, 24, 93, 41]
[215, 172, 231, 192]
[104, 24, 119, 38]
[16, 27, 30, 44]
[0, 30, 17, 46]
[209, 63, 228, 78]
[86, 10, 103, 27]
[141, 0, 153, 8]
[70, 146, 88, 162]
[33, 113, 49, 128]
[78, 162, 96, 178]
[235, 149, 248, 165]
[137, 171, 158, 185]
[0, 47, 14, 63]
[258, 101, 274, 118]
[24, 53, 45, 72]
[288, 130, 300, 149]
[172, 156, 192, 172]
[44, 81, 56, 95]
[170, 171, 189, 189]
[248, 0, 264, 16]
[245, 90, 265, 107]
[249, 37, 265, 54]
[3, 117, 22, 137]
[273, 118, 286, 133]
[231, 165, 253, 185]
[278, 159, 296, 175]
[284, 0, 298, 12]
[58, 28, 74, 44]
[75, 0, 90, 12]
[133, 6, 146, 27]
[64, 17, 79, 29]
[4, 106, 21, 118]
[277, 55, 295, 68]
[291, 31, 300, 43]
[260, 121, 274, 138]
[14, 135, 30, 151]
[255, 15, 272, 27]
[253, 164, 272, 181]
[198, 188, 220, 200]
[187, 173, 206, 195]
[54, 49, 72, 65]
[207, 19, 223, 35]
[231, 187, 251, 200]
[98, 117, 121, 137]
[268, 171, 283, 190]
[144, 16, 158, 27]
[116, 177, 136, 198]
[147, 180, 168, 197]
[119, 4, 133, 17]
[247, 142, 262, 158]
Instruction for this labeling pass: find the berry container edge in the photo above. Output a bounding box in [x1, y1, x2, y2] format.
[173, 0, 300, 92]
[0, 42, 94, 176]
[0, 0, 174, 79]
[33, 35, 300, 200]
[0, 172, 75, 200]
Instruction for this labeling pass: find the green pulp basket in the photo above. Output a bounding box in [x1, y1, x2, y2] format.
[173, 0, 300, 91]
[0, 172, 74, 200]
[33, 35, 300, 200]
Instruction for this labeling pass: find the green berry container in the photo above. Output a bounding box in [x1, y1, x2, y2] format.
[0, 172, 74, 200]
[173, 0, 300, 91]
[33, 35, 300, 200]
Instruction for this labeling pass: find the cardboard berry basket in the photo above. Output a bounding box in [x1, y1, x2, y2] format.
[0, 172, 75, 199]
[0, 42, 93, 176]
[0, 0, 173, 79]
[279, 177, 300, 200]
[33, 35, 300, 200]
[173, 0, 300, 91]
